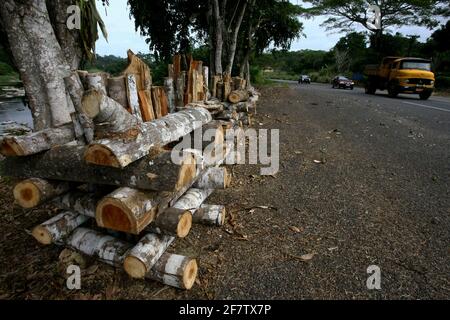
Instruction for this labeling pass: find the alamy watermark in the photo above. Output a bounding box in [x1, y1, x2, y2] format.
[171, 122, 280, 176]
[66, 265, 81, 290]
[366, 265, 381, 290]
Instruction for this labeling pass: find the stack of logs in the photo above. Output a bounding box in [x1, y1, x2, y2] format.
[0, 51, 259, 290]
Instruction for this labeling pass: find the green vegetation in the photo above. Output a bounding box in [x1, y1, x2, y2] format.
[252, 22, 450, 89]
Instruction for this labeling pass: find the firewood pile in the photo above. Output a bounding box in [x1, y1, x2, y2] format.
[0, 50, 259, 290]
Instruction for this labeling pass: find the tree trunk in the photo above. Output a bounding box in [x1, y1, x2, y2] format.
[46, 0, 83, 71]
[0, 0, 73, 129]
[224, 0, 248, 75]
[211, 0, 224, 75]
[124, 234, 175, 279]
[2, 146, 196, 191]
[13, 178, 73, 209]
[84, 107, 212, 168]
[32, 211, 89, 245]
[85, 72, 108, 95]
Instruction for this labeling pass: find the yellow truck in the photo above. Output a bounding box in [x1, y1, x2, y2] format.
[364, 57, 435, 100]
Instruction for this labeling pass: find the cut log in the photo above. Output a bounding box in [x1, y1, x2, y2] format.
[193, 167, 231, 189]
[164, 77, 175, 113]
[32, 211, 89, 245]
[0, 125, 75, 157]
[212, 75, 222, 99]
[126, 74, 143, 121]
[151, 86, 169, 118]
[2, 146, 196, 191]
[66, 227, 197, 289]
[95, 170, 197, 235]
[14, 178, 72, 209]
[64, 72, 95, 144]
[86, 72, 108, 94]
[216, 82, 224, 101]
[232, 77, 245, 90]
[122, 50, 152, 90]
[203, 66, 209, 98]
[148, 253, 197, 290]
[223, 74, 232, 101]
[173, 188, 213, 213]
[148, 208, 192, 238]
[138, 90, 155, 122]
[124, 233, 174, 279]
[175, 71, 186, 109]
[84, 107, 212, 168]
[107, 76, 129, 109]
[194, 204, 226, 226]
[53, 191, 103, 218]
[228, 90, 249, 103]
[81, 90, 140, 139]
[215, 110, 238, 121]
[67, 227, 130, 266]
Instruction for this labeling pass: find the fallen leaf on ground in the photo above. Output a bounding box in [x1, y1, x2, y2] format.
[289, 226, 302, 233]
[328, 247, 339, 252]
[299, 253, 315, 261]
[313, 160, 323, 164]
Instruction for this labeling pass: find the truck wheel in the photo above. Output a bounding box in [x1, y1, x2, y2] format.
[365, 84, 376, 94]
[419, 91, 432, 100]
[387, 83, 398, 98]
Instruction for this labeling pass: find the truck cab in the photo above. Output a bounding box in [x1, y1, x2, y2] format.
[364, 57, 435, 100]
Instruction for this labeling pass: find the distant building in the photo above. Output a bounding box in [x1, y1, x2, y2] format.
[263, 67, 274, 73]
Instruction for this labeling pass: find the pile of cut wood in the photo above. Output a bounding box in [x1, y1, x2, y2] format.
[0, 51, 258, 290]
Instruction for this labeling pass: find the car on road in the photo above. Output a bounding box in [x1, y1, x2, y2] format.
[298, 75, 311, 84]
[332, 76, 354, 90]
[364, 56, 435, 100]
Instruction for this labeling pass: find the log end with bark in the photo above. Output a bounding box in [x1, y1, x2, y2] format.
[0, 138, 24, 156]
[96, 188, 158, 234]
[151, 208, 193, 238]
[84, 144, 122, 168]
[32, 225, 53, 245]
[13, 178, 71, 209]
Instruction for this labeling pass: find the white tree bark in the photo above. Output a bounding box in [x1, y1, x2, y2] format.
[85, 107, 212, 168]
[194, 204, 226, 226]
[124, 234, 175, 279]
[0, 0, 73, 129]
[32, 211, 88, 245]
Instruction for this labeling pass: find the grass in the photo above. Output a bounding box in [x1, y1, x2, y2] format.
[264, 71, 298, 81]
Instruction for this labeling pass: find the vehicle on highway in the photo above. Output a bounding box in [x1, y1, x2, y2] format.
[364, 56, 435, 100]
[298, 75, 311, 84]
[332, 76, 354, 90]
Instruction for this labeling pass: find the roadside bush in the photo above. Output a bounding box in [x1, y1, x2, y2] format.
[435, 75, 450, 89]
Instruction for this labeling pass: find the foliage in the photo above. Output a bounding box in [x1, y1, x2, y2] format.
[78, 0, 108, 61]
[301, 0, 445, 33]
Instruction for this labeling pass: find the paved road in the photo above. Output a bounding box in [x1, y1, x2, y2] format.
[205, 81, 450, 299]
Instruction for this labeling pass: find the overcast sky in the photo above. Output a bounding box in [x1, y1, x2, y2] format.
[95, 0, 436, 57]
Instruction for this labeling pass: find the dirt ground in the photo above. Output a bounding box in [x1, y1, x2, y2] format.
[0, 84, 449, 300]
